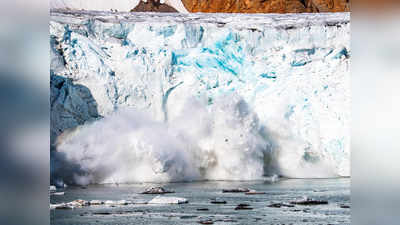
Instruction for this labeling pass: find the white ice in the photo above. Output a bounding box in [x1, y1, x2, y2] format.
[148, 196, 188, 204]
[50, 0, 189, 13]
[50, 11, 350, 184]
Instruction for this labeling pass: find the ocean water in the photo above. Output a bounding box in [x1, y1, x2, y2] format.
[50, 178, 350, 225]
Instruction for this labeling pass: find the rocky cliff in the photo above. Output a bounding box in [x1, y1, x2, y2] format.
[132, 0, 350, 13]
[181, 0, 350, 13]
[131, 0, 179, 12]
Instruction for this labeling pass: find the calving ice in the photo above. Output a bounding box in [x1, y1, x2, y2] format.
[50, 10, 350, 185]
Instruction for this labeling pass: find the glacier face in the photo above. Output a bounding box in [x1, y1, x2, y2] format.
[50, 10, 350, 184]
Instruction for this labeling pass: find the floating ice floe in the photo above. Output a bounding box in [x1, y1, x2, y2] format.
[148, 196, 188, 204]
[50, 199, 133, 210]
[49, 186, 57, 192]
[50, 203, 70, 210]
[267, 202, 295, 208]
[89, 200, 104, 205]
[49, 185, 65, 195]
[141, 187, 175, 194]
[234, 203, 253, 210]
[104, 200, 131, 206]
[198, 220, 214, 224]
[50, 195, 193, 209]
[50, 199, 88, 210]
[245, 190, 266, 195]
[290, 196, 328, 205]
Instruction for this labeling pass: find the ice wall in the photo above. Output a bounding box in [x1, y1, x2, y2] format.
[50, 11, 350, 184]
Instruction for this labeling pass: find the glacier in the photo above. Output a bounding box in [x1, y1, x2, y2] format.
[50, 0, 190, 13]
[50, 0, 140, 12]
[50, 10, 350, 184]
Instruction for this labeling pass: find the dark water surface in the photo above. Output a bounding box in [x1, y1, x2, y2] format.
[51, 178, 350, 225]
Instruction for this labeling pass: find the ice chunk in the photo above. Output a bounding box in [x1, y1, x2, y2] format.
[50, 203, 71, 210]
[148, 196, 188, 204]
[89, 200, 104, 205]
[49, 186, 57, 192]
[141, 187, 175, 194]
[290, 197, 328, 205]
[50, 200, 87, 210]
[104, 200, 115, 205]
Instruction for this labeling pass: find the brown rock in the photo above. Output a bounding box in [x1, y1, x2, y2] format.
[181, 0, 349, 13]
[131, 0, 178, 12]
[304, 0, 351, 12]
[130, 0, 350, 13]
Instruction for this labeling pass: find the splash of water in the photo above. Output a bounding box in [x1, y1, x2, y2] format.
[54, 95, 340, 185]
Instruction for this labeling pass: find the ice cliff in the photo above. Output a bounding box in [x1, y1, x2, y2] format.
[50, 10, 350, 184]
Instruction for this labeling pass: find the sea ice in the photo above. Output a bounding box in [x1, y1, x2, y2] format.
[148, 196, 188, 204]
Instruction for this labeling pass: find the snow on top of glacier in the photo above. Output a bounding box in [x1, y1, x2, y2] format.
[50, 0, 189, 13]
[50, 9, 349, 29]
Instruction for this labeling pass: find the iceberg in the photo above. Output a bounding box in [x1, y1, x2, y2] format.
[50, 11, 350, 184]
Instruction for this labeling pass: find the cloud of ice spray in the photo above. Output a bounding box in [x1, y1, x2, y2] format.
[55, 94, 339, 185]
[262, 113, 341, 179]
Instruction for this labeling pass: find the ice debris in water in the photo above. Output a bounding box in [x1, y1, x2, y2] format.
[104, 200, 131, 205]
[290, 196, 328, 205]
[50, 199, 89, 210]
[50, 199, 133, 210]
[49, 186, 57, 192]
[141, 186, 175, 194]
[245, 190, 266, 195]
[148, 196, 188, 204]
